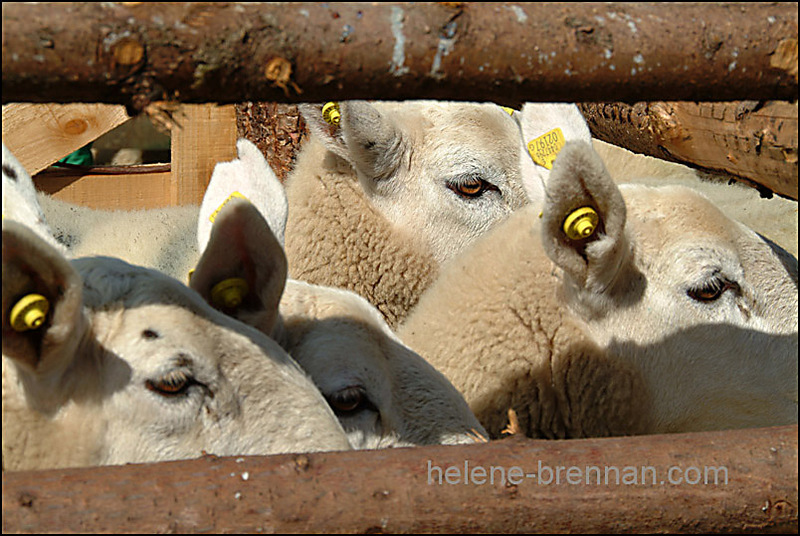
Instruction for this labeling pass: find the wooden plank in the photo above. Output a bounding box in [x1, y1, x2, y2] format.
[2, 425, 797, 533]
[170, 104, 237, 206]
[1, 103, 130, 175]
[33, 167, 173, 210]
[579, 101, 799, 200]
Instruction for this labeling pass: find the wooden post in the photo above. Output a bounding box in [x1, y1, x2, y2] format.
[170, 104, 237, 206]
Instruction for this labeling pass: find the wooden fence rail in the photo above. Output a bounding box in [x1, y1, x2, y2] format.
[1, 2, 798, 110]
[2, 3, 798, 534]
[3, 425, 797, 534]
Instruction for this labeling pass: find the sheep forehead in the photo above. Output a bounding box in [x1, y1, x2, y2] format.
[618, 185, 797, 322]
[74, 256, 209, 312]
[74, 257, 292, 372]
[622, 185, 735, 242]
[376, 100, 519, 155]
[292, 326, 394, 411]
[94, 304, 220, 364]
[622, 186, 744, 262]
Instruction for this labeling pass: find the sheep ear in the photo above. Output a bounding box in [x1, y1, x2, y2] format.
[191, 198, 287, 337]
[198, 139, 288, 251]
[3, 144, 68, 254]
[300, 102, 350, 161]
[301, 101, 404, 186]
[2, 220, 86, 375]
[541, 141, 630, 293]
[518, 103, 593, 205]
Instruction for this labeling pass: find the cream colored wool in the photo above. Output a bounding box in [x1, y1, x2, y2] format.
[284, 134, 439, 328]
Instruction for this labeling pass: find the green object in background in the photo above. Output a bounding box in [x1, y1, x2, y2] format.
[57, 143, 93, 166]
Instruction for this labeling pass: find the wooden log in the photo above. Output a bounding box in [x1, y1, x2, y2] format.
[3, 425, 797, 534]
[579, 101, 799, 200]
[235, 102, 307, 183]
[1, 103, 130, 175]
[1, 3, 797, 109]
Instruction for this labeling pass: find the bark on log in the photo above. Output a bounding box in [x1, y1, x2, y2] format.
[235, 103, 307, 183]
[1, 3, 798, 110]
[579, 101, 799, 200]
[3, 425, 797, 534]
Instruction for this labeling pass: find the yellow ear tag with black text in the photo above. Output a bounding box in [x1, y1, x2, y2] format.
[527, 127, 566, 170]
[208, 191, 249, 223]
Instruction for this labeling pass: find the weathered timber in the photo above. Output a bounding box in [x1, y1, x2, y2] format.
[579, 101, 799, 200]
[3, 425, 797, 534]
[1, 3, 797, 110]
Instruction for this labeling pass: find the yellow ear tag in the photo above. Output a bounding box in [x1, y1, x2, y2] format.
[210, 278, 249, 309]
[527, 127, 566, 170]
[563, 206, 599, 241]
[10, 293, 50, 332]
[187, 269, 195, 285]
[322, 102, 341, 125]
[500, 106, 515, 116]
[208, 191, 249, 223]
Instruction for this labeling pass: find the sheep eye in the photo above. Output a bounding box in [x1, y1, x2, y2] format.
[327, 386, 368, 414]
[146, 370, 193, 397]
[687, 277, 738, 303]
[447, 177, 495, 199]
[142, 329, 160, 340]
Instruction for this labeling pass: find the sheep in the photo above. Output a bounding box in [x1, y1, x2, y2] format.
[2, 215, 352, 471]
[284, 100, 797, 331]
[397, 140, 798, 439]
[283, 100, 539, 327]
[5, 140, 488, 450]
[192, 139, 488, 448]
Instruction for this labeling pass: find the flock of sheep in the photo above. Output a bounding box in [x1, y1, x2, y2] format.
[2, 101, 797, 472]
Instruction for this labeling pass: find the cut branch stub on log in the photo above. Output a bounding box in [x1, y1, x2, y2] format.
[579, 101, 799, 200]
[1, 2, 798, 109]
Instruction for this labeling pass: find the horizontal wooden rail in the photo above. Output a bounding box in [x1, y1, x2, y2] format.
[580, 101, 799, 200]
[1, 2, 797, 109]
[3, 425, 797, 533]
[34, 166, 173, 210]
